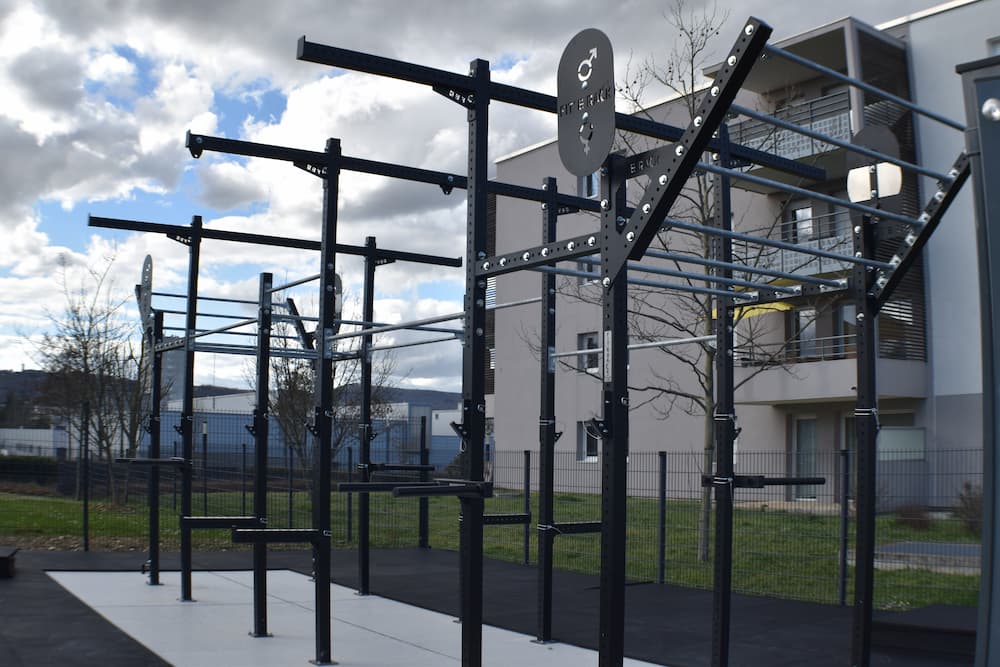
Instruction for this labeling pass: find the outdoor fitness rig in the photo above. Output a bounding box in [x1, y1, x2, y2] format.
[90, 13, 991, 667]
[92, 200, 460, 658]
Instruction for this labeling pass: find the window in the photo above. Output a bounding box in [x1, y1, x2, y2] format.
[791, 307, 817, 359]
[834, 302, 856, 357]
[577, 259, 599, 284]
[578, 171, 600, 199]
[990, 37, 1000, 56]
[576, 421, 599, 462]
[578, 332, 600, 373]
[783, 202, 814, 243]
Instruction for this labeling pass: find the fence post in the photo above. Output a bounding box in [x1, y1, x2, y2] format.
[658, 451, 667, 584]
[523, 449, 531, 565]
[201, 421, 208, 515]
[346, 446, 353, 542]
[838, 447, 851, 606]
[172, 440, 178, 511]
[82, 401, 90, 552]
[419, 416, 429, 548]
[287, 446, 294, 527]
[241, 442, 247, 516]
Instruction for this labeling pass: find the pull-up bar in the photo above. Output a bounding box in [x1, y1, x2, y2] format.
[764, 44, 965, 131]
[324, 311, 464, 344]
[550, 334, 717, 360]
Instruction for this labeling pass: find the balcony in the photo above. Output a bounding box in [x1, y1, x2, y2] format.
[735, 212, 853, 281]
[728, 91, 851, 163]
[735, 333, 927, 405]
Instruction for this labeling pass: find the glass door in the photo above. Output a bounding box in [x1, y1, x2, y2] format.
[794, 417, 818, 499]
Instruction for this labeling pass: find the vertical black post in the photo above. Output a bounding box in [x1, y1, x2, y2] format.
[838, 447, 850, 606]
[657, 451, 667, 585]
[311, 137, 341, 665]
[180, 215, 202, 602]
[460, 58, 491, 667]
[536, 175, 558, 643]
[347, 447, 353, 542]
[958, 57, 1000, 667]
[202, 421, 208, 515]
[252, 272, 272, 637]
[419, 416, 429, 548]
[522, 449, 530, 566]
[82, 401, 90, 553]
[287, 445, 293, 526]
[850, 214, 879, 667]
[710, 127, 737, 667]
[358, 236, 377, 596]
[148, 312, 164, 585]
[172, 440, 178, 511]
[241, 442, 247, 517]
[598, 157, 629, 666]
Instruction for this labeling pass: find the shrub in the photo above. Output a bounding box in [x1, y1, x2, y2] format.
[894, 503, 931, 531]
[956, 482, 983, 537]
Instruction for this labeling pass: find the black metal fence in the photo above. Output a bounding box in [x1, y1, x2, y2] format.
[0, 442, 981, 609]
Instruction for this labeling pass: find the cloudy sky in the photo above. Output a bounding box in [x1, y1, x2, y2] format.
[0, 0, 947, 391]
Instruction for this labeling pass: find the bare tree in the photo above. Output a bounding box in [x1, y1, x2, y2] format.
[553, 1, 848, 560]
[37, 255, 148, 503]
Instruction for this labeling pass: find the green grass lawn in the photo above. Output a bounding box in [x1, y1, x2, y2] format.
[0, 487, 980, 609]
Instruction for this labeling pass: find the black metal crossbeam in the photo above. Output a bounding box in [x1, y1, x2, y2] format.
[115, 457, 188, 467]
[360, 463, 437, 473]
[873, 152, 971, 309]
[337, 481, 440, 493]
[89, 214, 462, 268]
[544, 521, 602, 535]
[483, 513, 531, 526]
[475, 232, 599, 279]
[297, 38, 822, 180]
[231, 528, 321, 544]
[392, 480, 493, 499]
[180, 516, 263, 529]
[606, 18, 772, 281]
[701, 475, 827, 489]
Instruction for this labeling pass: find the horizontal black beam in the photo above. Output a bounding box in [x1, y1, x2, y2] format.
[483, 513, 532, 526]
[88, 215, 461, 267]
[231, 528, 321, 544]
[363, 463, 437, 473]
[702, 474, 827, 489]
[296, 38, 823, 180]
[115, 457, 188, 467]
[544, 521, 602, 535]
[392, 481, 493, 499]
[337, 481, 440, 493]
[476, 232, 600, 279]
[181, 516, 263, 529]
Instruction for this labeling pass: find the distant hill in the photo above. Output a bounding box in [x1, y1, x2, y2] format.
[384, 386, 461, 411]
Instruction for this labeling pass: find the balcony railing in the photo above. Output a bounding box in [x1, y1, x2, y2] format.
[735, 212, 853, 280]
[728, 91, 851, 162]
[738, 331, 925, 367]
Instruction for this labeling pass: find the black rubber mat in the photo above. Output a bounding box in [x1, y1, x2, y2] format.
[1, 547, 976, 666]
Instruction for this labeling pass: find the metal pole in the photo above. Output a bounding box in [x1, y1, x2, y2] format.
[310, 138, 340, 664]
[458, 58, 490, 667]
[180, 215, 202, 602]
[202, 421, 208, 515]
[958, 57, 1000, 667]
[172, 440, 177, 511]
[347, 447, 353, 542]
[523, 449, 530, 566]
[419, 416, 429, 548]
[241, 442, 247, 516]
[358, 236, 377, 596]
[536, 175, 558, 643]
[148, 312, 164, 585]
[850, 215, 879, 667]
[838, 447, 850, 606]
[82, 401, 90, 553]
[598, 157, 629, 666]
[287, 446, 293, 526]
[658, 451, 667, 585]
[252, 271, 272, 637]
[710, 129, 737, 667]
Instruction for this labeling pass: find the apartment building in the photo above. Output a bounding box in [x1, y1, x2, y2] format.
[489, 0, 998, 505]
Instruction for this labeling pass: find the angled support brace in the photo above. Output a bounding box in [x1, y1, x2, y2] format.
[872, 152, 971, 309]
[604, 18, 772, 283]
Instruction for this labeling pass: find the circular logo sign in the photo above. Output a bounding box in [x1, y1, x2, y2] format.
[558, 28, 615, 176]
[138, 255, 153, 326]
